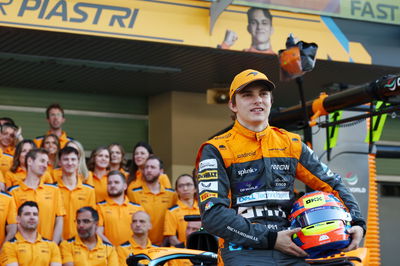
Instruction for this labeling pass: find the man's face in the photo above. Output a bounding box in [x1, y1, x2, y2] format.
[109, 145, 122, 165]
[19, 143, 33, 168]
[131, 211, 151, 236]
[27, 153, 49, 177]
[247, 9, 273, 44]
[95, 149, 110, 170]
[176, 175, 196, 200]
[60, 152, 79, 175]
[43, 136, 58, 155]
[229, 84, 272, 130]
[143, 159, 161, 184]
[18, 206, 39, 231]
[0, 126, 16, 148]
[76, 210, 97, 240]
[47, 108, 65, 130]
[107, 174, 126, 197]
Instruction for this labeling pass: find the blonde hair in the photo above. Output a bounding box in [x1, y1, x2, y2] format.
[66, 140, 89, 181]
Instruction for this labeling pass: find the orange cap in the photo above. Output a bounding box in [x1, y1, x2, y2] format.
[229, 69, 275, 100]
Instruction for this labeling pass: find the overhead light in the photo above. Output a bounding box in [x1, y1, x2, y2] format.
[207, 88, 229, 104]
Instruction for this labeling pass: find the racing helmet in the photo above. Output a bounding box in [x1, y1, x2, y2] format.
[289, 191, 352, 259]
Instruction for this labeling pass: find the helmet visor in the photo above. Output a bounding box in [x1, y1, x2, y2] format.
[296, 206, 351, 227]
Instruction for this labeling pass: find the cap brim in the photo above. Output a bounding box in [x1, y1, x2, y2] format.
[235, 78, 275, 94]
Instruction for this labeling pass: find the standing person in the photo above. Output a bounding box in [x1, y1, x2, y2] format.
[97, 170, 144, 246]
[116, 211, 157, 266]
[8, 148, 65, 243]
[128, 156, 177, 246]
[195, 69, 366, 265]
[52, 140, 92, 185]
[40, 134, 60, 174]
[108, 143, 129, 177]
[164, 174, 199, 246]
[0, 201, 62, 265]
[219, 7, 275, 54]
[87, 146, 110, 202]
[59, 206, 118, 265]
[34, 103, 73, 149]
[56, 146, 96, 240]
[0, 191, 17, 247]
[4, 140, 52, 190]
[127, 141, 171, 191]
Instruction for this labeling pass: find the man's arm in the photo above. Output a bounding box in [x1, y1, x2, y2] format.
[167, 236, 181, 246]
[4, 224, 17, 243]
[53, 216, 63, 244]
[197, 144, 277, 249]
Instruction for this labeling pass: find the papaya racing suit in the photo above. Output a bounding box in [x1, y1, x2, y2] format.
[196, 121, 366, 265]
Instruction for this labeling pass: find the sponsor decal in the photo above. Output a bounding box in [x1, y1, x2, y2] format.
[200, 192, 217, 202]
[236, 191, 289, 204]
[319, 235, 330, 241]
[198, 170, 218, 180]
[303, 194, 325, 208]
[349, 187, 367, 193]
[236, 179, 261, 193]
[198, 159, 217, 172]
[237, 167, 258, 176]
[215, 133, 231, 139]
[237, 205, 286, 219]
[198, 181, 218, 193]
[237, 151, 256, 158]
[226, 226, 258, 241]
[219, 145, 227, 150]
[344, 172, 358, 186]
[270, 164, 290, 171]
[268, 147, 287, 151]
[204, 201, 214, 211]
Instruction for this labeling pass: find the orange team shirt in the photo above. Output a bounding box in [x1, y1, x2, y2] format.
[129, 184, 177, 246]
[55, 176, 96, 240]
[127, 171, 171, 200]
[164, 200, 200, 243]
[34, 130, 72, 149]
[4, 167, 53, 189]
[0, 232, 61, 265]
[53, 168, 93, 186]
[97, 197, 144, 246]
[116, 237, 157, 266]
[0, 149, 13, 176]
[3, 146, 15, 156]
[91, 171, 108, 203]
[60, 235, 118, 265]
[9, 180, 66, 240]
[0, 192, 17, 246]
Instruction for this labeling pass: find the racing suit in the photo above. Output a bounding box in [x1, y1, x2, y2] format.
[196, 121, 365, 265]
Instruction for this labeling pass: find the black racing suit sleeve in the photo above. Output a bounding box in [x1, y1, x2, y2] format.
[298, 143, 366, 232]
[198, 144, 277, 249]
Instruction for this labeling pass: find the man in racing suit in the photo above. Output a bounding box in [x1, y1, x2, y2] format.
[196, 69, 366, 265]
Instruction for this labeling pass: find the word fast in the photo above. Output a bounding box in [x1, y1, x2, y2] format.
[18, 0, 139, 28]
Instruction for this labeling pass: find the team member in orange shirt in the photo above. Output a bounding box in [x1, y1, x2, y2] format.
[117, 211, 157, 266]
[127, 141, 171, 198]
[128, 156, 177, 246]
[40, 134, 60, 174]
[88, 146, 110, 202]
[97, 170, 144, 246]
[34, 103, 73, 149]
[0, 201, 62, 266]
[0, 123, 17, 156]
[4, 140, 53, 190]
[0, 191, 17, 247]
[59, 206, 118, 265]
[56, 146, 96, 240]
[108, 143, 129, 178]
[0, 148, 13, 191]
[53, 140, 92, 185]
[8, 149, 65, 243]
[164, 174, 199, 246]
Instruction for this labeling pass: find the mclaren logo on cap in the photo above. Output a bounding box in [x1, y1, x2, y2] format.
[247, 71, 259, 76]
